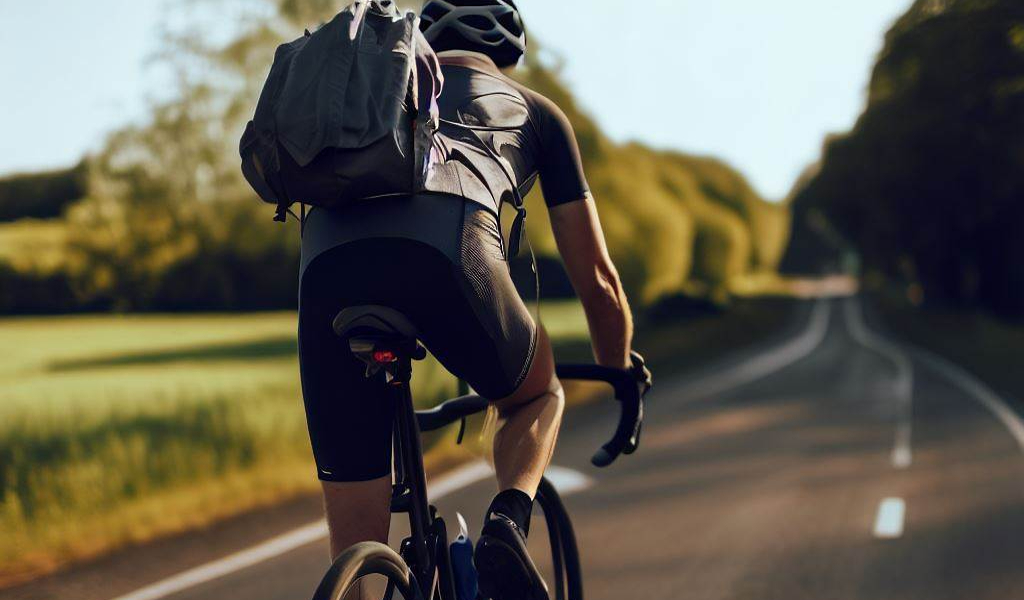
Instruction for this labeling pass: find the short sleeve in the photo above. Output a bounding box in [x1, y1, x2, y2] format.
[528, 93, 590, 207]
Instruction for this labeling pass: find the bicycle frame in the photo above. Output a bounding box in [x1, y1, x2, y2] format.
[329, 305, 643, 600]
[371, 353, 641, 600]
[387, 354, 452, 600]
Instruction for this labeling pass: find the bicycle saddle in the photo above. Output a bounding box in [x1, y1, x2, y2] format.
[333, 305, 420, 341]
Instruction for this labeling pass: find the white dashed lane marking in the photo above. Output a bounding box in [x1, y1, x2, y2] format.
[873, 498, 906, 539]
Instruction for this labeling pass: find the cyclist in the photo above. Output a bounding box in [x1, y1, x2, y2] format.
[297, 1, 644, 598]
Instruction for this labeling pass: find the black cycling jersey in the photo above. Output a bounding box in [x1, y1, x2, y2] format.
[301, 53, 591, 267]
[432, 54, 590, 210]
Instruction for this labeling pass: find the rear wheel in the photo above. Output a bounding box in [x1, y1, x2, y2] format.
[311, 542, 416, 600]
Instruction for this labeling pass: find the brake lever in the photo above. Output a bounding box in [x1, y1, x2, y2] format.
[624, 416, 643, 455]
[456, 416, 467, 445]
[590, 380, 643, 467]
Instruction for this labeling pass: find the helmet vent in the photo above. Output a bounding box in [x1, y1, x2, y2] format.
[495, 11, 519, 33]
[458, 14, 493, 31]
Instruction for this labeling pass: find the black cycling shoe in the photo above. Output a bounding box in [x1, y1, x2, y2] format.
[475, 513, 548, 600]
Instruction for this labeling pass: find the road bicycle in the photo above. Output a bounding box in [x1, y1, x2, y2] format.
[311, 305, 645, 600]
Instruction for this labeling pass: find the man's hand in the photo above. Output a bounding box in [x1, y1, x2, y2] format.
[629, 350, 652, 398]
[621, 350, 651, 456]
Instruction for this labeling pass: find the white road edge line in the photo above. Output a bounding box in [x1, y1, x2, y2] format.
[910, 345, 1024, 452]
[678, 298, 832, 402]
[106, 522, 329, 600]
[844, 298, 915, 469]
[851, 296, 1024, 456]
[428, 460, 493, 501]
[106, 459, 493, 600]
[873, 497, 906, 539]
[544, 464, 595, 495]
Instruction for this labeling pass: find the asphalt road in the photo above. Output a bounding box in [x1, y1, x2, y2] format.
[6, 296, 1024, 600]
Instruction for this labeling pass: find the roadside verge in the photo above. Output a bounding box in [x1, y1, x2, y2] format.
[0, 297, 800, 592]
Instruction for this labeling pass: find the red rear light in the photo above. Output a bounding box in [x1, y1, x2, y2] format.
[373, 349, 397, 363]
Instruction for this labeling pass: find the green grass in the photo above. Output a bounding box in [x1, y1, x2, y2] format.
[0, 303, 587, 583]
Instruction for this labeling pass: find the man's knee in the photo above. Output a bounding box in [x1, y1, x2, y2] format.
[547, 380, 566, 416]
[495, 376, 564, 417]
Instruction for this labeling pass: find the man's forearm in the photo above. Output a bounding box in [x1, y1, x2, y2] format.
[581, 286, 633, 371]
[547, 197, 634, 370]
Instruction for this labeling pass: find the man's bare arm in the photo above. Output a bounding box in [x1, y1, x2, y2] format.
[548, 196, 633, 370]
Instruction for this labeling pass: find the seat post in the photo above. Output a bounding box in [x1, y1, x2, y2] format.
[387, 350, 414, 385]
[390, 354, 432, 582]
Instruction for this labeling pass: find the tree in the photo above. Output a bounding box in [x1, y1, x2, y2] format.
[786, 0, 1024, 317]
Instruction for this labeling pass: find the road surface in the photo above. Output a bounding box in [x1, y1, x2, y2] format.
[6, 296, 1024, 600]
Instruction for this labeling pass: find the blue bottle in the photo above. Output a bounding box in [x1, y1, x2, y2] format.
[450, 513, 478, 600]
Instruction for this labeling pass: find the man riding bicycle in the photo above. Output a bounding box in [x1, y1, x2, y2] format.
[296, 1, 646, 598]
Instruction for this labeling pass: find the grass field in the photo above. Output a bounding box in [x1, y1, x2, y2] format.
[0, 302, 589, 584]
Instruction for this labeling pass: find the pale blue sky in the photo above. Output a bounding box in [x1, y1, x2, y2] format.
[0, 0, 912, 199]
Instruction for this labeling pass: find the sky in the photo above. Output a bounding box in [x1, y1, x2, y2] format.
[0, 0, 913, 200]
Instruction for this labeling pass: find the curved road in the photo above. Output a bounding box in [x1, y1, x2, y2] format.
[6, 296, 1024, 600]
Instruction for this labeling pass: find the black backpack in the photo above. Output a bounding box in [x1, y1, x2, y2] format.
[239, 0, 444, 223]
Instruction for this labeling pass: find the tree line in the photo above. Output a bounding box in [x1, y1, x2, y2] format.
[0, 0, 789, 314]
[784, 0, 1024, 319]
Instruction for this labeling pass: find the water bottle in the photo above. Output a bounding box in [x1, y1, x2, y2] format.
[449, 513, 478, 600]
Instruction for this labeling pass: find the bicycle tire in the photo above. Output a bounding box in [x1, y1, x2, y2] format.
[535, 477, 584, 600]
[311, 541, 416, 600]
